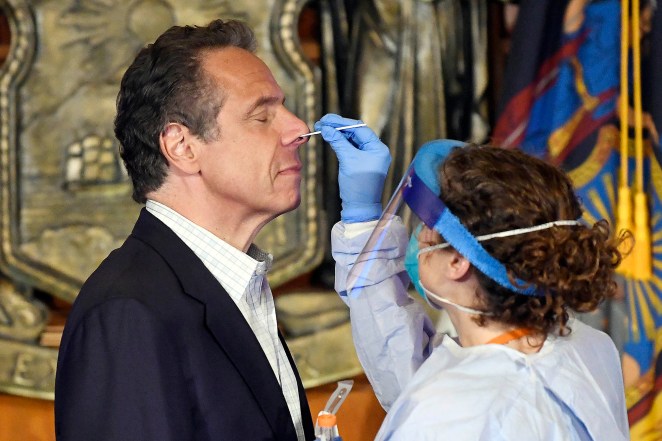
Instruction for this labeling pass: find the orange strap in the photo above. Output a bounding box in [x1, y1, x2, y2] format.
[486, 328, 533, 345]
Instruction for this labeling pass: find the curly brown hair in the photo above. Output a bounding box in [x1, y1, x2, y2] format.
[438, 144, 628, 336]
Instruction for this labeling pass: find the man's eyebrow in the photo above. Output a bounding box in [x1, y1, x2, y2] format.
[244, 95, 285, 117]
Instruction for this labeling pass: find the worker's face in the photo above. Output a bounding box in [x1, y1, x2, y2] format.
[416, 225, 449, 289]
[197, 47, 308, 222]
[416, 224, 476, 306]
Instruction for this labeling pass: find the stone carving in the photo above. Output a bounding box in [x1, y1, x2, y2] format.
[0, 337, 57, 399]
[0, 279, 48, 342]
[0, 277, 56, 399]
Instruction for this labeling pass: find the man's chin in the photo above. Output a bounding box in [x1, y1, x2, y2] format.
[286, 195, 302, 212]
[273, 192, 301, 217]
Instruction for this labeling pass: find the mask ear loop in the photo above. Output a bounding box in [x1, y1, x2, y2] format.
[418, 220, 583, 257]
[419, 281, 494, 316]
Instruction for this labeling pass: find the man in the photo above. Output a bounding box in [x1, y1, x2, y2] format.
[55, 19, 315, 441]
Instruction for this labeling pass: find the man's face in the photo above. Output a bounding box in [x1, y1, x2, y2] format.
[197, 47, 308, 222]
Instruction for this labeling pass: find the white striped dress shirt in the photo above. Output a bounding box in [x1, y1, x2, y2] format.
[146, 200, 305, 441]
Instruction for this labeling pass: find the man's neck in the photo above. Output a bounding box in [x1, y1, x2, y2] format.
[147, 193, 266, 253]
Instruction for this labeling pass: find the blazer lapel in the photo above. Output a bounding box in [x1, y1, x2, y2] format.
[131, 209, 298, 441]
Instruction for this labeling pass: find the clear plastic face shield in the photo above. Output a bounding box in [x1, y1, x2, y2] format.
[345, 140, 582, 315]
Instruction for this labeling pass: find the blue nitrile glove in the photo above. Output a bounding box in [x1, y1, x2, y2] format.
[314, 113, 391, 223]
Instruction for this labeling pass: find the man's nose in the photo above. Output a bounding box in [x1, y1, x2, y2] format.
[284, 114, 312, 147]
[293, 134, 310, 148]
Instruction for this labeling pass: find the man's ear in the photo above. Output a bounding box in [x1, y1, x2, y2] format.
[446, 249, 472, 281]
[159, 123, 201, 174]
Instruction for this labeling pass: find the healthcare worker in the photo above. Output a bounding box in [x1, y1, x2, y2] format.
[315, 113, 630, 441]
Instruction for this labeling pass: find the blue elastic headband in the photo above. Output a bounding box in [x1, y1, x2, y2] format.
[402, 142, 540, 296]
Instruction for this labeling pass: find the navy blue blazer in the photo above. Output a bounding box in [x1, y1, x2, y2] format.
[55, 209, 315, 441]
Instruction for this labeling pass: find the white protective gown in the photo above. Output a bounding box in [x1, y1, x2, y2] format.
[331, 220, 629, 441]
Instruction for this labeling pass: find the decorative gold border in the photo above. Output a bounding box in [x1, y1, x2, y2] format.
[268, 0, 325, 287]
[0, 1, 83, 298]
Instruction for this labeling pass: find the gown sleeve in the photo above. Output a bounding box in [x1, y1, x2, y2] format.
[331, 219, 436, 410]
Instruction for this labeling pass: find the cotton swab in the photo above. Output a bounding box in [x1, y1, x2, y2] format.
[298, 123, 367, 139]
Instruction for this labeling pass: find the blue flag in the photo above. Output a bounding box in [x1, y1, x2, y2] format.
[493, 1, 662, 437]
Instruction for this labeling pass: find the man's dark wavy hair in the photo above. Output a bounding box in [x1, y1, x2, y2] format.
[114, 19, 257, 203]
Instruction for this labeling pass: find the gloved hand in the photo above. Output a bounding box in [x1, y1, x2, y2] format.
[314, 113, 391, 223]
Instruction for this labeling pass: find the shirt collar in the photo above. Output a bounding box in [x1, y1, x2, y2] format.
[145, 200, 273, 301]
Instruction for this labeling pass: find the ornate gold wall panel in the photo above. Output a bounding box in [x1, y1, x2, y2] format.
[0, 0, 324, 302]
[0, 0, 327, 399]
